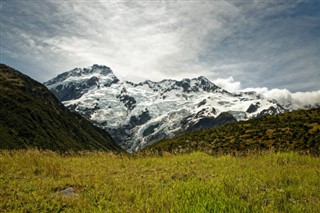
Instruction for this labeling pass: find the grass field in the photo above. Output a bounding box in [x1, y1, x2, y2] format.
[1, 150, 320, 212]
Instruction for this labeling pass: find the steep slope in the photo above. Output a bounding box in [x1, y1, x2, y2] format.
[145, 108, 320, 155]
[0, 64, 123, 152]
[45, 65, 287, 152]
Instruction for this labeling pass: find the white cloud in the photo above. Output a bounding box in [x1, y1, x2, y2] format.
[241, 87, 320, 109]
[214, 75, 320, 109]
[213, 76, 241, 93]
[0, 1, 253, 82]
[292, 91, 320, 106]
[2, 0, 320, 93]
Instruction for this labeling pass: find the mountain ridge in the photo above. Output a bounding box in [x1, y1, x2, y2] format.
[0, 64, 123, 152]
[45, 64, 317, 152]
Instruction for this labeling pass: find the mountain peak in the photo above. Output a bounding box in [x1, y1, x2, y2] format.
[196, 76, 210, 81]
[68, 64, 113, 77]
[44, 64, 114, 86]
[88, 64, 113, 75]
[44, 65, 119, 101]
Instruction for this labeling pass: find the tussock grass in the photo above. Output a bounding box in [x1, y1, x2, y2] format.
[1, 149, 320, 212]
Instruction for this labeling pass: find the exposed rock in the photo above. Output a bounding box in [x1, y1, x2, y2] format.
[55, 187, 78, 198]
[129, 109, 151, 126]
[143, 123, 160, 137]
[246, 103, 260, 113]
[187, 112, 237, 131]
[197, 99, 207, 108]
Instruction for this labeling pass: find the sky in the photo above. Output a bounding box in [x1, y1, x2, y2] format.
[1, 0, 320, 97]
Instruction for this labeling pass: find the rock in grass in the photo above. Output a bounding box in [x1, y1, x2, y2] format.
[55, 187, 78, 198]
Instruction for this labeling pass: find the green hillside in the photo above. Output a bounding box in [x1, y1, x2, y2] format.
[146, 108, 320, 155]
[0, 64, 123, 152]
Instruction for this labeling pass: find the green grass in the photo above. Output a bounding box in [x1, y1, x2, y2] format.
[1, 150, 320, 212]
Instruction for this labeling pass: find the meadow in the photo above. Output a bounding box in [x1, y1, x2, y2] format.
[1, 150, 320, 212]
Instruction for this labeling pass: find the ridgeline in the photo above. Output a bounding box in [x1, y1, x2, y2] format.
[146, 108, 320, 155]
[0, 64, 123, 152]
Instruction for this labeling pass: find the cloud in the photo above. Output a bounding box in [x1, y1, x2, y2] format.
[241, 87, 320, 110]
[262, 89, 320, 109]
[215, 75, 320, 109]
[1, 0, 320, 93]
[213, 76, 241, 93]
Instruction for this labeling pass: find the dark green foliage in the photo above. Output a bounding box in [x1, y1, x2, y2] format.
[146, 108, 320, 155]
[0, 64, 123, 152]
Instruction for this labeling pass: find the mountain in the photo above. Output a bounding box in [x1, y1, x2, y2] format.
[0, 64, 123, 152]
[45, 65, 291, 152]
[145, 108, 320, 155]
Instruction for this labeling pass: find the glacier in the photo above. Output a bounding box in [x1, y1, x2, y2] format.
[45, 64, 293, 152]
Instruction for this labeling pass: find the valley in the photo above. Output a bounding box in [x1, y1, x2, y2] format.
[1, 64, 319, 212]
[2, 0, 320, 212]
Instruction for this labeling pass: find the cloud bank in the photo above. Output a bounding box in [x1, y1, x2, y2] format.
[215, 76, 320, 109]
[256, 89, 320, 110]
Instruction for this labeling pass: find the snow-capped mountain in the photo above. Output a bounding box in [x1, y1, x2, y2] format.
[45, 64, 287, 152]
